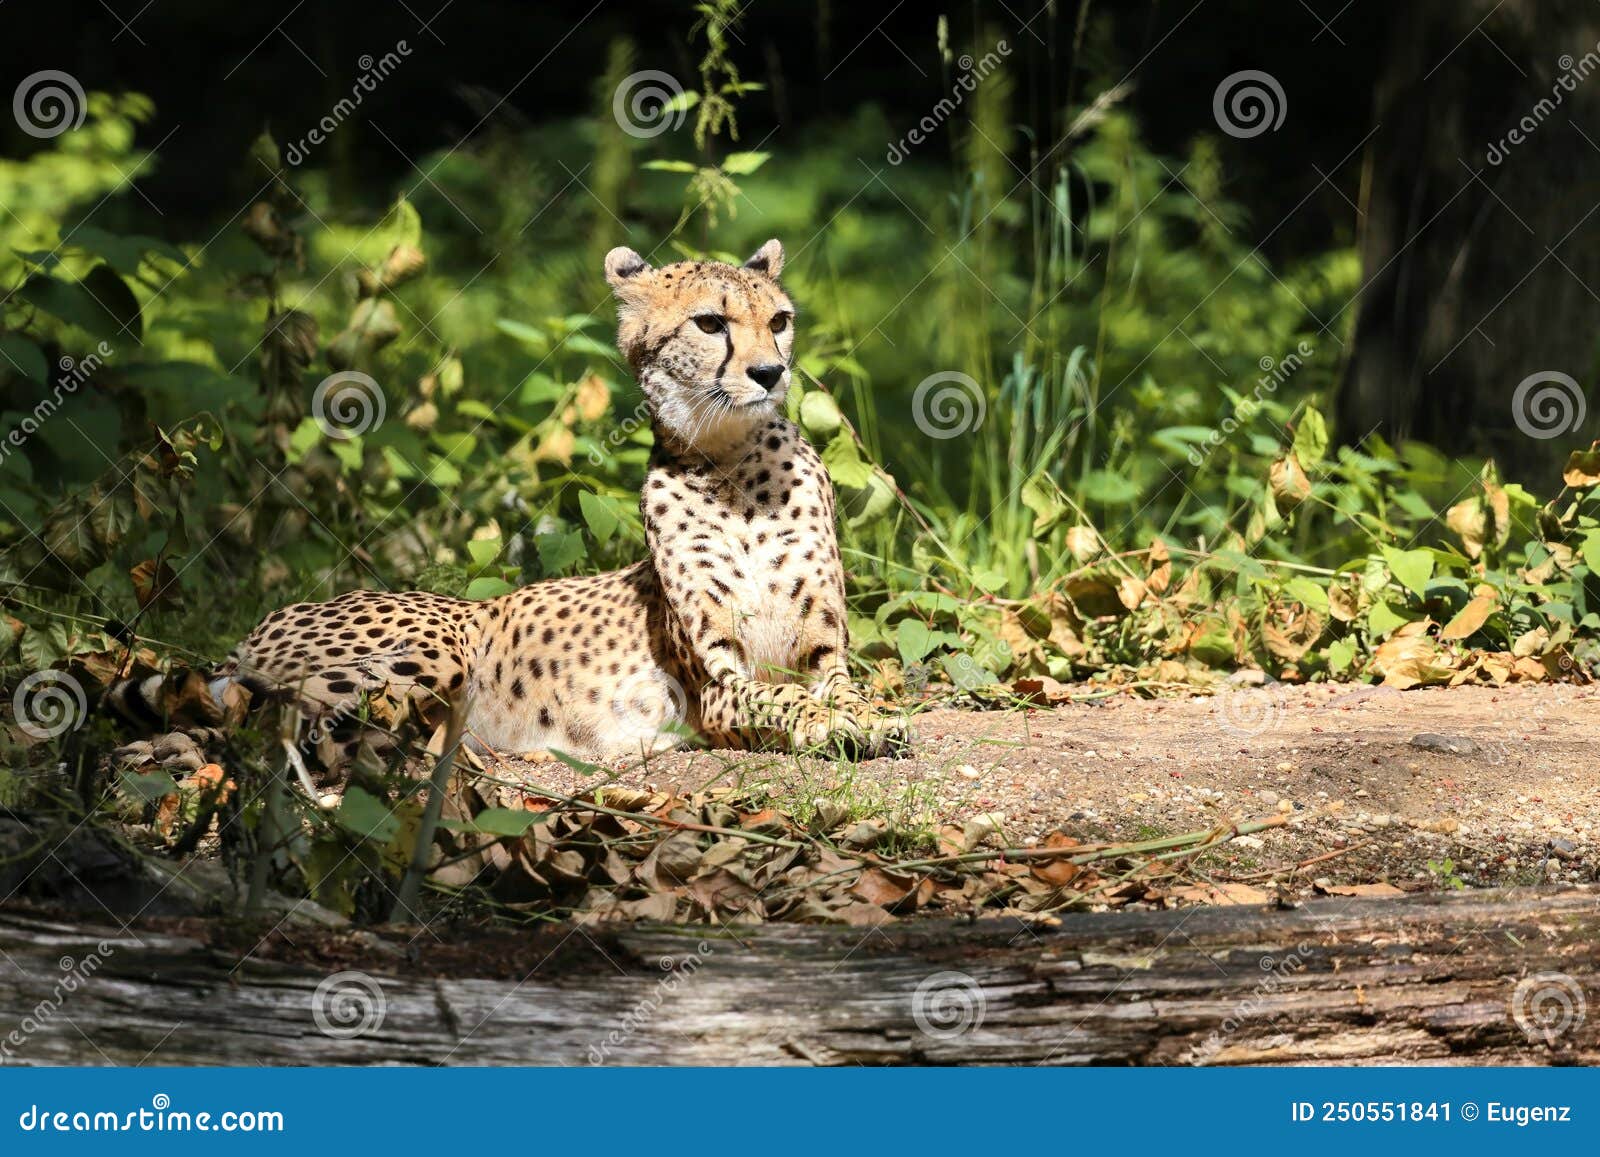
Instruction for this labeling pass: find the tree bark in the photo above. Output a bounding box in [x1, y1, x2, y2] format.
[1339, 0, 1600, 485]
[1, 888, 1595, 1066]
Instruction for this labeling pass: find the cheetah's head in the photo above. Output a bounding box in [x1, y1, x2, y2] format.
[604, 239, 795, 456]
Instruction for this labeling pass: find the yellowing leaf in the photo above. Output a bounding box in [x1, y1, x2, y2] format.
[1440, 593, 1495, 641]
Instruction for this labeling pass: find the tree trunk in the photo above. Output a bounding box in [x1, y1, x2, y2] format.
[1339, 0, 1600, 485]
[2, 888, 1595, 1065]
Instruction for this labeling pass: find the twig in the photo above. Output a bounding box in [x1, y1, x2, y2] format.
[391, 695, 470, 923]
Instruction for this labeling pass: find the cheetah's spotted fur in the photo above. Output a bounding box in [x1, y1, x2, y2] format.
[114, 239, 905, 763]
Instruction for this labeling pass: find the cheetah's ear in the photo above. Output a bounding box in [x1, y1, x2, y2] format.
[604, 246, 652, 290]
[743, 238, 784, 280]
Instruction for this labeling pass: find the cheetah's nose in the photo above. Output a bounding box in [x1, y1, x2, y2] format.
[747, 363, 785, 390]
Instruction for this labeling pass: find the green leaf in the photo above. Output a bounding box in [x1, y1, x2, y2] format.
[535, 530, 585, 575]
[468, 807, 541, 837]
[465, 576, 515, 600]
[1283, 576, 1329, 611]
[18, 267, 142, 344]
[897, 619, 936, 666]
[0, 335, 48, 384]
[1324, 636, 1358, 674]
[466, 538, 501, 567]
[1366, 600, 1410, 638]
[1078, 469, 1141, 505]
[1380, 546, 1434, 599]
[721, 151, 770, 175]
[821, 432, 873, 489]
[337, 785, 400, 843]
[1021, 473, 1067, 533]
[642, 159, 699, 173]
[579, 490, 619, 544]
[120, 769, 181, 804]
[1292, 407, 1329, 470]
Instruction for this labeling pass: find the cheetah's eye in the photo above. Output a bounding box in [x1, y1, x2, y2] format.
[770, 313, 790, 334]
[693, 315, 725, 334]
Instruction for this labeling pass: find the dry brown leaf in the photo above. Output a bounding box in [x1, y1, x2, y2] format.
[1563, 447, 1600, 488]
[1440, 592, 1496, 641]
[1167, 882, 1269, 906]
[1319, 882, 1405, 897]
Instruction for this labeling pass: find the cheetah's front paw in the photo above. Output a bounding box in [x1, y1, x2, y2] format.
[789, 698, 911, 759]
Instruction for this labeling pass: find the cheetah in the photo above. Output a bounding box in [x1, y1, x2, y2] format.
[111, 239, 907, 766]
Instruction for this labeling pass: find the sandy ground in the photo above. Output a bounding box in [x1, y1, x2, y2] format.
[498, 682, 1600, 893]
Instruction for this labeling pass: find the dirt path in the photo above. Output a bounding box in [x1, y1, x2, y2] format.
[505, 683, 1600, 895]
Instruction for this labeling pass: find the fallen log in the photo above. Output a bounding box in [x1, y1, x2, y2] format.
[0, 888, 1595, 1065]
